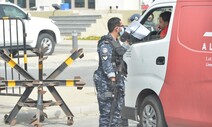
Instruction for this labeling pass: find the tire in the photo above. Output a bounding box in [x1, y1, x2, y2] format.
[138, 95, 167, 127]
[36, 33, 55, 55]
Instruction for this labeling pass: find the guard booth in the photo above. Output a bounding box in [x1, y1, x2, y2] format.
[0, 17, 85, 126]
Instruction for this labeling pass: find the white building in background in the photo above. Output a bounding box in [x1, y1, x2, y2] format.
[95, 0, 140, 10]
[5, 0, 145, 11]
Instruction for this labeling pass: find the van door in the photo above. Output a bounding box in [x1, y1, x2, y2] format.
[125, 5, 175, 107]
[160, 1, 212, 126]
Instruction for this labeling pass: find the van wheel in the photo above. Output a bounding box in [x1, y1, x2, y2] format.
[36, 33, 55, 55]
[138, 95, 167, 127]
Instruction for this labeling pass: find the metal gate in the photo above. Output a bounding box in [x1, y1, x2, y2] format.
[0, 17, 28, 96]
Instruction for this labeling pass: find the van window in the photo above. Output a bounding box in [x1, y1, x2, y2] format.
[139, 7, 172, 42]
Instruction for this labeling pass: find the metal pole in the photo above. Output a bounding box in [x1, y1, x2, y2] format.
[72, 31, 78, 52]
[15, 18, 27, 71]
[37, 48, 44, 123]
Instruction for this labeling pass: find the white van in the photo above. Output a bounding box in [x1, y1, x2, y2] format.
[123, 0, 212, 126]
[0, 2, 60, 55]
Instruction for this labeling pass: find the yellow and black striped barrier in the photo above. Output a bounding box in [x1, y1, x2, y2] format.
[2, 78, 85, 88]
[0, 48, 84, 86]
[47, 48, 83, 80]
[0, 48, 85, 126]
[0, 50, 34, 80]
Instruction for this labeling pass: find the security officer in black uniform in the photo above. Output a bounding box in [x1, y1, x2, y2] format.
[93, 17, 130, 127]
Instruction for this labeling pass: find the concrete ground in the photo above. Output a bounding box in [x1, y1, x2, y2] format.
[0, 87, 138, 127]
[0, 40, 139, 126]
[0, 87, 99, 127]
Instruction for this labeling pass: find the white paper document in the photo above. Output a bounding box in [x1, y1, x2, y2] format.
[127, 20, 150, 40]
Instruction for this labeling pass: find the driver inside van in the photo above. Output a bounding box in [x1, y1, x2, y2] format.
[158, 11, 171, 38]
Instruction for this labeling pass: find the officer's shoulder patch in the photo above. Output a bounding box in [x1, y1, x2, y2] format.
[102, 48, 108, 54]
[102, 56, 108, 60]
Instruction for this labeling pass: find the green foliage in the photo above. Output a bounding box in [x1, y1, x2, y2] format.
[79, 36, 101, 40]
[65, 36, 101, 40]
